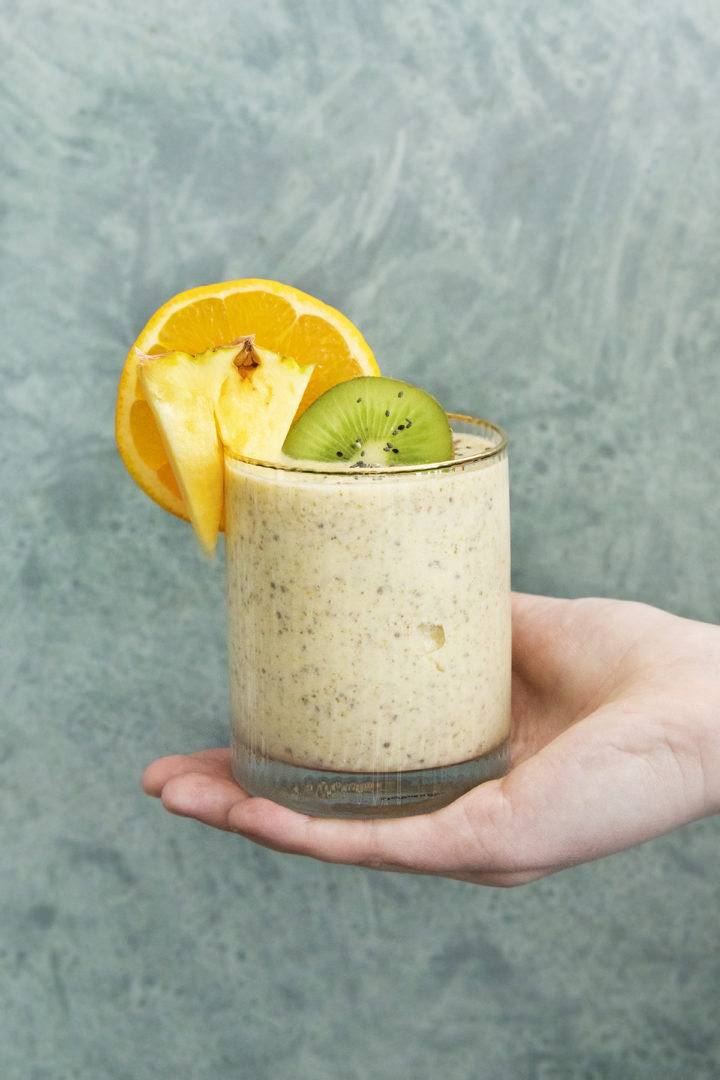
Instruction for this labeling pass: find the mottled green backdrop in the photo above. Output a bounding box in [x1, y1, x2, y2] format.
[3, 2, 719, 1077]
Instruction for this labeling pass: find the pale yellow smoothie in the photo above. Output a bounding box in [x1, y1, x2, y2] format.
[225, 420, 510, 794]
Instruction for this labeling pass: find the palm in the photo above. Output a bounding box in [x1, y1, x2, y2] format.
[142, 594, 718, 885]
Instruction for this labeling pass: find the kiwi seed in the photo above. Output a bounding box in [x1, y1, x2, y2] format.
[282, 376, 454, 466]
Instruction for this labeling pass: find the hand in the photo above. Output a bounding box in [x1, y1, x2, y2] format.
[142, 594, 720, 886]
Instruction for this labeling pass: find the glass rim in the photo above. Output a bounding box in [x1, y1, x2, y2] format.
[224, 413, 508, 476]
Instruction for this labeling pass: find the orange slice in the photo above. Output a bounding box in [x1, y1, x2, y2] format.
[115, 279, 378, 520]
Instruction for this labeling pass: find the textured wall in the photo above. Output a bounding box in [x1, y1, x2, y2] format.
[2, 2, 720, 1078]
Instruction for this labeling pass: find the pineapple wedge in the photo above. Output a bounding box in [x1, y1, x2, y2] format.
[217, 340, 314, 461]
[136, 338, 313, 558]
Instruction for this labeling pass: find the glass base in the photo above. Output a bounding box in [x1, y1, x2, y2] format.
[231, 740, 510, 819]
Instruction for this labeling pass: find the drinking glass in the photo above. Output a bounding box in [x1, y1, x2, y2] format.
[225, 415, 510, 818]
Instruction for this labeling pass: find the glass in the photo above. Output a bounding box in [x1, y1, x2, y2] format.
[224, 415, 511, 818]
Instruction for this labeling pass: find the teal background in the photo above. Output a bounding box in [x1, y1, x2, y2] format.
[3, 1, 720, 1077]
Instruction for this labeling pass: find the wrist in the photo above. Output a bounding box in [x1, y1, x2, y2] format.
[683, 618, 720, 817]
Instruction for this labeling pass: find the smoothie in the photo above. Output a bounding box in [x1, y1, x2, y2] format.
[225, 417, 511, 815]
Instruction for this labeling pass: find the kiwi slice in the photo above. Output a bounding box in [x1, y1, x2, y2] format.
[282, 376, 454, 466]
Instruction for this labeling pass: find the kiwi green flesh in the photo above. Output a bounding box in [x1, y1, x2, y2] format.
[282, 376, 454, 466]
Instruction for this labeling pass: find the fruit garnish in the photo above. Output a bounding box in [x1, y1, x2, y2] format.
[215, 339, 313, 461]
[115, 279, 378, 521]
[282, 376, 454, 466]
[136, 338, 313, 557]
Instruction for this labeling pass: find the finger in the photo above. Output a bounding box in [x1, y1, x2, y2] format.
[159, 770, 251, 833]
[141, 749, 232, 796]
